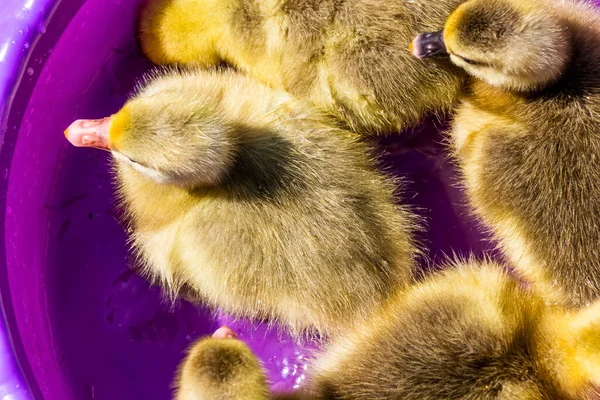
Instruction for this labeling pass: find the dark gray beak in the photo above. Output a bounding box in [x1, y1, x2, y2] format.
[411, 30, 448, 58]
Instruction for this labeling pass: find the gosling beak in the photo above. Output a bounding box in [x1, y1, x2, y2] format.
[212, 326, 237, 339]
[64, 116, 112, 150]
[411, 30, 448, 59]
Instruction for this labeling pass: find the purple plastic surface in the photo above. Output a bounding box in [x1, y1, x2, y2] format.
[0, 0, 511, 399]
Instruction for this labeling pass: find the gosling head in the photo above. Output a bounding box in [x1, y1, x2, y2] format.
[175, 327, 269, 400]
[64, 74, 236, 187]
[412, 0, 571, 91]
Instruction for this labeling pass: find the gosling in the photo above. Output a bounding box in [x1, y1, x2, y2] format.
[64, 69, 417, 336]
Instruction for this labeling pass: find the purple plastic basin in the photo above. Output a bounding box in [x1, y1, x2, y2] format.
[0, 0, 500, 399]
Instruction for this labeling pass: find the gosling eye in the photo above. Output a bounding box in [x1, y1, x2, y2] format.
[112, 151, 143, 166]
[122, 153, 141, 165]
[462, 57, 480, 65]
[454, 54, 490, 67]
